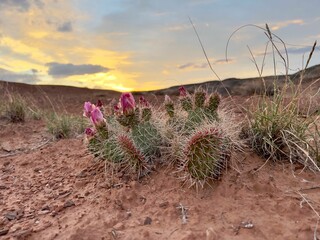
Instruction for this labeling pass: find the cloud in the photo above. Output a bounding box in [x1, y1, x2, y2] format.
[165, 24, 190, 32]
[270, 19, 304, 31]
[0, 0, 31, 12]
[257, 45, 320, 56]
[0, 68, 39, 84]
[57, 21, 73, 32]
[46, 62, 111, 77]
[286, 46, 320, 55]
[0, 0, 44, 12]
[178, 59, 234, 70]
[178, 62, 208, 70]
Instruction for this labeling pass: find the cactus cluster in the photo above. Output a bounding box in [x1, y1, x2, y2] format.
[83, 93, 163, 178]
[162, 87, 235, 187]
[83, 86, 241, 188]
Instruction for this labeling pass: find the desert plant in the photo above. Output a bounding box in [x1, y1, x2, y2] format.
[4, 94, 26, 123]
[83, 95, 165, 179]
[180, 127, 230, 187]
[233, 24, 320, 170]
[46, 113, 87, 139]
[162, 87, 243, 187]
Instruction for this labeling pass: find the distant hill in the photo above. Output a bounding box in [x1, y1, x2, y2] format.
[147, 64, 320, 96]
[1, 64, 320, 100]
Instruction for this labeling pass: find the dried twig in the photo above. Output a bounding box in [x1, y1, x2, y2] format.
[0, 139, 51, 158]
[177, 203, 188, 224]
[297, 191, 320, 218]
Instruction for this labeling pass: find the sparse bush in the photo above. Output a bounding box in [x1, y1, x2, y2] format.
[46, 113, 87, 139]
[241, 25, 320, 170]
[4, 95, 26, 123]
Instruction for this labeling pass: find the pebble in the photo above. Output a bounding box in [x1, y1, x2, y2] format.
[144, 217, 152, 225]
[113, 222, 125, 230]
[64, 200, 75, 208]
[0, 228, 9, 236]
[159, 201, 169, 208]
[5, 211, 17, 221]
[38, 210, 50, 215]
[13, 229, 32, 239]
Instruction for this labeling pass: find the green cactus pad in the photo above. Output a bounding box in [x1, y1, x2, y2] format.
[194, 89, 206, 108]
[132, 122, 162, 158]
[183, 127, 230, 182]
[180, 96, 193, 112]
[117, 134, 148, 176]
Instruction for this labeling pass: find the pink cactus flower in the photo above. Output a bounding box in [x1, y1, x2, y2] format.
[139, 96, 150, 108]
[83, 101, 95, 118]
[90, 107, 105, 127]
[178, 86, 188, 97]
[120, 92, 135, 115]
[85, 127, 96, 137]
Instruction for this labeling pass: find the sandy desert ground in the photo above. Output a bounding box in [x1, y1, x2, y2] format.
[0, 81, 320, 240]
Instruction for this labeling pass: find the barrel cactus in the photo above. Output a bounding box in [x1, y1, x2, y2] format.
[179, 127, 231, 187]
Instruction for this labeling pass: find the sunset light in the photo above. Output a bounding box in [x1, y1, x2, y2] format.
[0, 0, 320, 91]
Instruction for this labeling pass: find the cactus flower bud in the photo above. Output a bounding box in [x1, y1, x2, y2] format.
[178, 86, 188, 97]
[120, 92, 135, 115]
[139, 96, 150, 108]
[90, 107, 106, 128]
[83, 101, 94, 118]
[85, 127, 96, 137]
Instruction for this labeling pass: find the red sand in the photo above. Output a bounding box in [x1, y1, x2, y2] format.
[1, 118, 320, 240]
[1, 81, 320, 239]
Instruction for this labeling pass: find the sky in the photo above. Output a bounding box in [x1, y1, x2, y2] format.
[0, 0, 320, 92]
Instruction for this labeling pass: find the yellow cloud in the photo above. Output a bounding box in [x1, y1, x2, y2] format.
[270, 19, 304, 31]
[28, 31, 50, 39]
[2, 37, 54, 64]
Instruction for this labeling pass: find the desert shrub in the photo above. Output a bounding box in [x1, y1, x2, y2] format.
[240, 25, 320, 170]
[4, 94, 26, 123]
[46, 113, 87, 139]
[1, 92, 43, 122]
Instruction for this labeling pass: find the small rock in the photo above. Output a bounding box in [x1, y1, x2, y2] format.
[38, 210, 50, 215]
[33, 221, 52, 233]
[16, 210, 24, 220]
[0, 228, 9, 236]
[5, 211, 17, 221]
[1, 143, 13, 152]
[13, 229, 32, 239]
[98, 182, 110, 189]
[64, 200, 75, 208]
[41, 205, 50, 211]
[159, 201, 169, 208]
[0, 185, 8, 190]
[3, 161, 10, 167]
[144, 217, 152, 225]
[240, 221, 254, 229]
[113, 222, 125, 230]
[76, 170, 87, 178]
